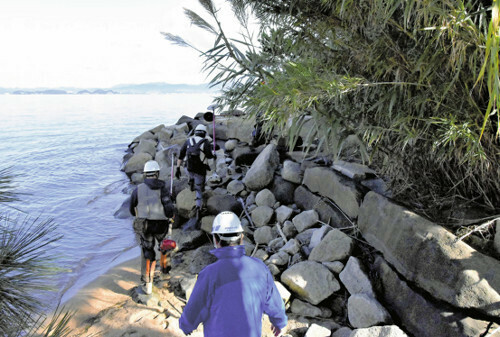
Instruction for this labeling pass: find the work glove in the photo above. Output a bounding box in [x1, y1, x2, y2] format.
[175, 166, 181, 179]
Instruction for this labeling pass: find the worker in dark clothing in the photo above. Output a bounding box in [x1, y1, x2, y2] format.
[176, 124, 215, 218]
[130, 160, 175, 295]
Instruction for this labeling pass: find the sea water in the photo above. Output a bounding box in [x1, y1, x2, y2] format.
[0, 93, 216, 306]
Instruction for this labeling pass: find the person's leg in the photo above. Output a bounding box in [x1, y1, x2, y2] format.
[188, 170, 195, 191]
[193, 173, 205, 209]
[140, 232, 156, 294]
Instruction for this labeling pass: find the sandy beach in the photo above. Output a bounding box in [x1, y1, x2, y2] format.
[61, 256, 201, 337]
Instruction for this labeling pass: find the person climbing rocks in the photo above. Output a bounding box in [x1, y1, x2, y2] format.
[129, 160, 175, 295]
[179, 211, 288, 337]
[175, 123, 215, 220]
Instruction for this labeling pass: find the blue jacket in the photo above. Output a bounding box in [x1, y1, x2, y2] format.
[179, 245, 288, 337]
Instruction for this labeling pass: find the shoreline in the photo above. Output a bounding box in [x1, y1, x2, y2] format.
[62, 256, 142, 330]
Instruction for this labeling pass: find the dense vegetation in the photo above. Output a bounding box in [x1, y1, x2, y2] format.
[0, 168, 72, 337]
[165, 0, 499, 227]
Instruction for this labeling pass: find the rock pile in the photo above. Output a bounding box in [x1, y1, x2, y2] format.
[119, 113, 500, 337]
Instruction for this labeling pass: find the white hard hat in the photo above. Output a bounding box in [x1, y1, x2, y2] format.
[143, 160, 160, 173]
[195, 124, 207, 133]
[212, 211, 243, 237]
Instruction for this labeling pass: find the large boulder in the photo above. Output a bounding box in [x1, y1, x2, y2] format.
[373, 256, 497, 337]
[133, 139, 157, 157]
[358, 191, 500, 318]
[124, 152, 153, 176]
[309, 229, 354, 262]
[294, 186, 352, 228]
[339, 256, 375, 297]
[176, 189, 196, 218]
[303, 166, 362, 219]
[206, 194, 242, 215]
[225, 115, 255, 144]
[255, 189, 276, 208]
[281, 261, 340, 305]
[243, 144, 280, 191]
[347, 293, 391, 328]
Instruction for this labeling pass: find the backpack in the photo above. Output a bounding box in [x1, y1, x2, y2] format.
[186, 137, 207, 172]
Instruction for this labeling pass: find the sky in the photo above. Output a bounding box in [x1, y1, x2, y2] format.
[0, 0, 244, 88]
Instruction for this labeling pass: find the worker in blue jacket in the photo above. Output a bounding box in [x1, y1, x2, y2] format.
[179, 211, 287, 337]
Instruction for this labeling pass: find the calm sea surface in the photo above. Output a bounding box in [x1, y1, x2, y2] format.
[0, 93, 216, 307]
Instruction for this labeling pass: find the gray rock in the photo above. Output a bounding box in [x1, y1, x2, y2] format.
[282, 160, 303, 184]
[133, 139, 157, 156]
[175, 189, 197, 219]
[304, 323, 331, 337]
[254, 249, 269, 261]
[295, 228, 317, 247]
[227, 179, 246, 195]
[309, 229, 354, 262]
[200, 215, 216, 233]
[331, 327, 352, 337]
[206, 194, 243, 215]
[282, 220, 298, 238]
[309, 225, 331, 250]
[174, 229, 207, 251]
[373, 256, 496, 337]
[275, 281, 292, 304]
[251, 205, 274, 227]
[268, 237, 285, 252]
[267, 251, 289, 266]
[114, 197, 133, 219]
[303, 166, 362, 219]
[276, 205, 294, 224]
[349, 326, 408, 337]
[225, 139, 238, 151]
[156, 127, 173, 142]
[291, 253, 304, 266]
[124, 152, 153, 175]
[280, 238, 301, 255]
[267, 263, 280, 276]
[361, 178, 392, 198]
[331, 160, 376, 181]
[180, 274, 198, 301]
[291, 299, 332, 318]
[132, 130, 156, 142]
[292, 210, 319, 233]
[339, 256, 375, 297]
[226, 115, 255, 144]
[254, 226, 274, 245]
[347, 293, 391, 328]
[323, 261, 344, 274]
[131, 286, 160, 307]
[243, 144, 280, 190]
[281, 261, 340, 305]
[173, 122, 189, 135]
[130, 172, 144, 184]
[270, 176, 297, 205]
[358, 191, 500, 318]
[255, 188, 276, 208]
[294, 186, 352, 228]
[231, 145, 258, 166]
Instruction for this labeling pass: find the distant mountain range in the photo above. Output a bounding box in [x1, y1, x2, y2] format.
[0, 82, 216, 95]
